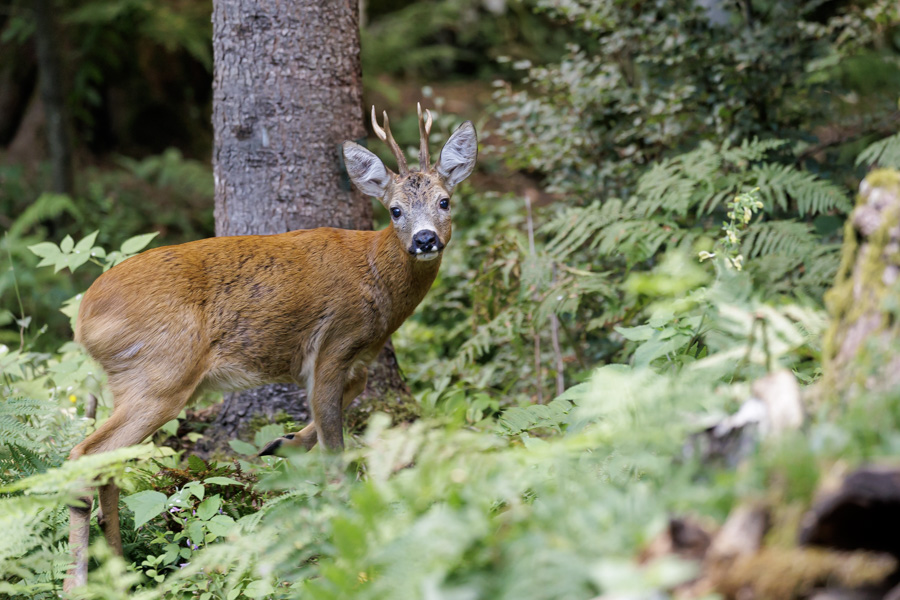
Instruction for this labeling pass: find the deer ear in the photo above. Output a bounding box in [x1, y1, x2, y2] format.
[436, 121, 477, 192]
[343, 141, 392, 200]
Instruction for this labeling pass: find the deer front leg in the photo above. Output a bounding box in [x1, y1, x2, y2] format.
[311, 366, 346, 451]
[259, 367, 367, 456]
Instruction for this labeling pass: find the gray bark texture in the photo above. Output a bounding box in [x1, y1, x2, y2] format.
[33, 0, 73, 195]
[205, 0, 411, 451]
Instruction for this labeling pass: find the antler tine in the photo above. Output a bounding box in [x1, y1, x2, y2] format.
[371, 105, 408, 175]
[371, 105, 386, 141]
[417, 102, 432, 170]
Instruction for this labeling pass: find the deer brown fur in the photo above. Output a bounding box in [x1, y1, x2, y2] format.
[64, 105, 477, 591]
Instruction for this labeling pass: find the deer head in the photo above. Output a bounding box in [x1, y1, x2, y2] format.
[342, 104, 477, 261]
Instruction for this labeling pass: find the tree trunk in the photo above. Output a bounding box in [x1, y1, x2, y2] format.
[205, 0, 412, 450]
[32, 0, 73, 195]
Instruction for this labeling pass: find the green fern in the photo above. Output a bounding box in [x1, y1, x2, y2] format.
[446, 308, 527, 374]
[857, 132, 900, 169]
[0, 397, 55, 482]
[742, 220, 819, 258]
[435, 137, 851, 394]
[6, 193, 82, 241]
[497, 397, 574, 435]
[718, 137, 789, 163]
[750, 164, 852, 215]
[542, 198, 631, 261]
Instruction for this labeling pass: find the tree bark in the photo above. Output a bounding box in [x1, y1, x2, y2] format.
[205, 0, 411, 450]
[32, 0, 73, 195]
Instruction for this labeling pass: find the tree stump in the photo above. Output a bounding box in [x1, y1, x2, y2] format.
[824, 169, 900, 396]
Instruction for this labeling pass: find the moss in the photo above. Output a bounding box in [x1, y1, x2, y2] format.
[245, 411, 299, 435]
[344, 391, 420, 433]
[863, 168, 900, 191]
[823, 170, 900, 385]
[712, 547, 896, 599]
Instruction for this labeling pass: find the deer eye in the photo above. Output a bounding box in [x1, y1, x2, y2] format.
[390, 207, 402, 219]
[439, 198, 450, 210]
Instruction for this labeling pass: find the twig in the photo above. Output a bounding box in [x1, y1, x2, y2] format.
[524, 190, 544, 404]
[758, 314, 773, 373]
[85, 394, 98, 421]
[549, 264, 565, 397]
[558, 316, 587, 369]
[795, 111, 900, 165]
[4, 233, 27, 350]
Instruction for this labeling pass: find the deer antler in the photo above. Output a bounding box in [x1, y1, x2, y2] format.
[371, 106, 408, 176]
[417, 102, 433, 170]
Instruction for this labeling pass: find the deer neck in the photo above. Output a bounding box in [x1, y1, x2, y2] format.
[370, 226, 442, 333]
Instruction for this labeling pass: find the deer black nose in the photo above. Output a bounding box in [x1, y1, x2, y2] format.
[413, 229, 439, 251]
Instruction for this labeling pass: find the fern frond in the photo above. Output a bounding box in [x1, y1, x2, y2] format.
[719, 137, 788, 163]
[543, 199, 631, 261]
[742, 220, 819, 258]
[447, 308, 526, 372]
[634, 161, 700, 218]
[750, 164, 851, 216]
[7, 193, 82, 240]
[497, 397, 574, 435]
[0, 397, 54, 482]
[857, 132, 900, 169]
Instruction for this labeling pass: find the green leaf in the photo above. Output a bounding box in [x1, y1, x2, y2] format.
[615, 324, 655, 342]
[187, 520, 204, 548]
[203, 476, 245, 487]
[120, 232, 158, 255]
[206, 514, 235, 537]
[60, 295, 82, 329]
[73, 231, 99, 254]
[196, 495, 221, 521]
[228, 439, 257, 455]
[185, 481, 205, 501]
[60, 235, 74, 254]
[633, 334, 691, 367]
[54, 254, 69, 273]
[227, 588, 241, 600]
[123, 490, 167, 529]
[243, 580, 275, 599]
[66, 251, 91, 272]
[254, 424, 285, 449]
[160, 419, 179, 436]
[27, 242, 60, 259]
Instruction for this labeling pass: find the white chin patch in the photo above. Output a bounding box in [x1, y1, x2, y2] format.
[415, 251, 441, 262]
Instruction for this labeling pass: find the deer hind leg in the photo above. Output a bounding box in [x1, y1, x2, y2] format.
[64, 384, 195, 592]
[98, 482, 122, 555]
[66, 491, 93, 592]
[259, 365, 367, 456]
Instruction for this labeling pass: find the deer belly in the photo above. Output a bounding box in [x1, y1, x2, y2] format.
[202, 365, 290, 392]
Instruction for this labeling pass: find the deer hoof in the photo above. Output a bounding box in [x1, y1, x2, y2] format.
[257, 434, 295, 457]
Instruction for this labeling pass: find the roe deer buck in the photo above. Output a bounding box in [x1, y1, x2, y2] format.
[64, 104, 477, 591]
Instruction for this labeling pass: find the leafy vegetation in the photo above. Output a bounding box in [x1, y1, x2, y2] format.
[4, 0, 900, 597]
